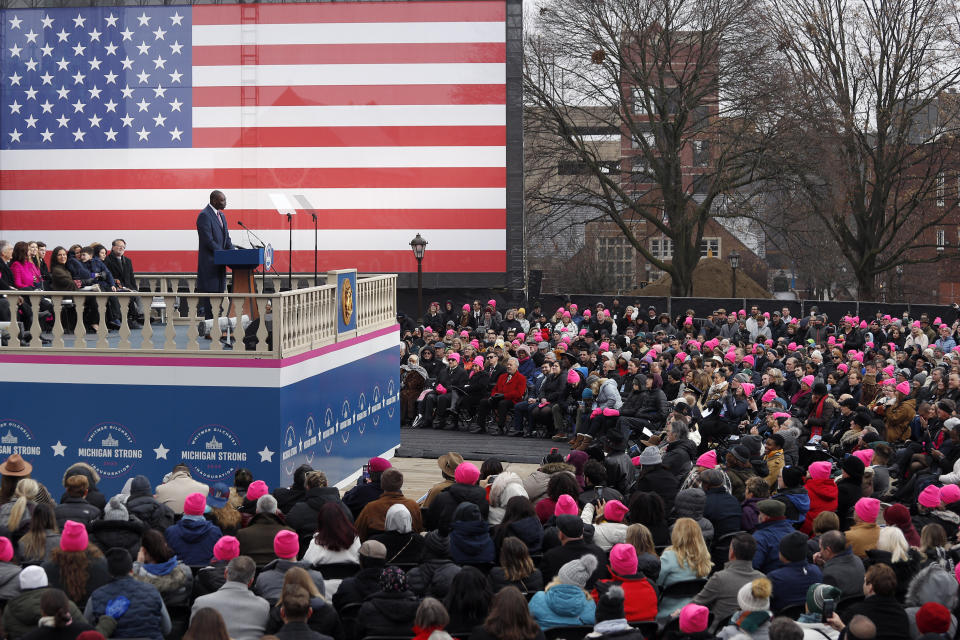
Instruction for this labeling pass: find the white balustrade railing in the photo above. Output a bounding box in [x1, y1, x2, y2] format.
[0, 274, 396, 358]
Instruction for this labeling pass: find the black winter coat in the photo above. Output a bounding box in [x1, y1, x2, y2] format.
[356, 591, 420, 638]
[632, 465, 681, 515]
[53, 497, 100, 530]
[286, 487, 352, 539]
[426, 483, 489, 534]
[836, 477, 863, 529]
[125, 494, 175, 532]
[333, 566, 383, 611]
[662, 439, 697, 477]
[88, 518, 145, 558]
[370, 531, 425, 564]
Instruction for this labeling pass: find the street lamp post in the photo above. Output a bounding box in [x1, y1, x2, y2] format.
[410, 233, 428, 324]
[727, 250, 741, 298]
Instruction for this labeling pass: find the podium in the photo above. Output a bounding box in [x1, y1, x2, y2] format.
[215, 248, 264, 320]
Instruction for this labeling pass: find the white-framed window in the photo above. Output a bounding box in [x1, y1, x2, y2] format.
[596, 236, 635, 291]
[692, 139, 711, 167]
[650, 236, 674, 260]
[937, 172, 945, 206]
[700, 237, 720, 258]
[936, 228, 947, 247]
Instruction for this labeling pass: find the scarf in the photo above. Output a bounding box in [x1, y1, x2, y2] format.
[735, 610, 772, 633]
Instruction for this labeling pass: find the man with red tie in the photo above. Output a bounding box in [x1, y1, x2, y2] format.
[196, 190, 234, 320]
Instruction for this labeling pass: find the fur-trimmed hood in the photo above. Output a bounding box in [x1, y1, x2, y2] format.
[62, 462, 100, 487]
[906, 564, 959, 609]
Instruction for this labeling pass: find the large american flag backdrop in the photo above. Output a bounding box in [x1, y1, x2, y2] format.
[0, 1, 509, 276]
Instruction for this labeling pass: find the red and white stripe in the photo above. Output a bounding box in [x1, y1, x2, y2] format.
[0, 1, 507, 274]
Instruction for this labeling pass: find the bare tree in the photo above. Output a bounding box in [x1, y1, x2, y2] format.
[767, 0, 960, 299]
[524, 0, 781, 296]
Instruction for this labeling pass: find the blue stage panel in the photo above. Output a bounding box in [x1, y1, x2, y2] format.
[0, 326, 400, 498]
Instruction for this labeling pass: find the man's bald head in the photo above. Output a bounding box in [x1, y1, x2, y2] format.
[210, 190, 226, 210]
[847, 616, 876, 640]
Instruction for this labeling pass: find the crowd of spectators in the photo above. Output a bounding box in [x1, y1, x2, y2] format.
[0, 299, 957, 640]
[0, 239, 141, 339]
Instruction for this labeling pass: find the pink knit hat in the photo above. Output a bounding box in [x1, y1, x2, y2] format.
[896, 381, 911, 395]
[567, 369, 580, 384]
[584, 310, 592, 317]
[741, 383, 755, 396]
[828, 336, 836, 345]
[273, 530, 300, 559]
[919, 485, 942, 509]
[474, 356, 485, 367]
[801, 375, 814, 387]
[787, 342, 797, 351]
[684, 317, 693, 326]
[445, 329, 455, 337]
[462, 304, 470, 311]
[742, 355, 755, 367]
[599, 342, 610, 351]
[837, 363, 848, 373]
[696, 450, 718, 469]
[762, 389, 777, 403]
[246, 480, 269, 502]
[184, 492, 207, 516]
[60, 521, 89, 552]
[772, 412, 791, 420]
[609, 543, 638, 575]
[0, 537, 13, 563]
[454, 461, 480, 485]
[488, 299, 496, 308]
[603, 500, 629, 522]
[470, 340, 480, 349]
[676, 352, 688, 363]
[882, 378, 897, 387]
[913, 321, 921, 329]
[460, 330, 469, 338]
[808, 461, 832, 480]
[680, 604, 710, 634]
[554, 494, 579, 516]
[447, 352, 461, 364]
[854, 497, 880, 523]
[852, 449, 873, 466]
[213, 535, 240, 561]
[941, 484, 960, 504]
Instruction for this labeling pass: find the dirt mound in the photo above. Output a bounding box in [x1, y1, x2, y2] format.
[634, 257, 770, 298]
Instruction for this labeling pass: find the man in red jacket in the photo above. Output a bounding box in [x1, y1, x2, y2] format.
[471, 357, 527, 435]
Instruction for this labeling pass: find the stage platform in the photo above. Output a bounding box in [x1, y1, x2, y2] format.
[396, 426, 571, 464]
[0, 272, 401, 497]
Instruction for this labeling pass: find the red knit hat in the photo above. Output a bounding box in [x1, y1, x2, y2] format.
[916, 602, 951, 634]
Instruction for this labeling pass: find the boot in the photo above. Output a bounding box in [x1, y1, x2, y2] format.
[568, 434, 585, 449]
[575, 434, 593, 451]
[552, 432, 569, 442]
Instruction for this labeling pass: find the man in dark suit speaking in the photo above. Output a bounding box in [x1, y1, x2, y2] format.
[197, 190, 234, 320]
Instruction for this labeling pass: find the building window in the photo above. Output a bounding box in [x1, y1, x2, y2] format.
[937, 172, 945, 206]
[630, 122, 657, 148]
[650, 236, 674, 260]
[596, 236, 635, 291]
[691, 174, 710, 195]
[937, 228, 947, 247]
[692, 140, 710, 167]
[700, 237, 720, 258]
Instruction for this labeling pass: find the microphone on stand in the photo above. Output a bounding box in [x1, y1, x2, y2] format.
[237, 221, 266, 248]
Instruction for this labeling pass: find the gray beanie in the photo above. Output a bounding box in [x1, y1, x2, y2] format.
[638, 445, 662, 466]
[557, 554, 598, 588]
[104, 495, 128, 521]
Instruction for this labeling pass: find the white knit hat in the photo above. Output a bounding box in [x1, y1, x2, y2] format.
[737, 578, 771, 612]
